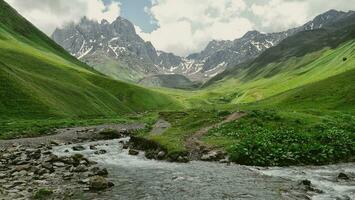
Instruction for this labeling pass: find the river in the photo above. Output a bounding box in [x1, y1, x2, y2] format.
[52, 138, 355, 200]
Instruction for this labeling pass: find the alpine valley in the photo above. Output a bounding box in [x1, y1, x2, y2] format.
[52, 9, 353, 87]
[1, 0, 355, 199]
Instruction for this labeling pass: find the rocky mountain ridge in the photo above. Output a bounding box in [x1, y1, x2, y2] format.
[52, 9, 351, 84]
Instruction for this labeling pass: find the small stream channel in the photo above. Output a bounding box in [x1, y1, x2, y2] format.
[52, 138, 355, 200]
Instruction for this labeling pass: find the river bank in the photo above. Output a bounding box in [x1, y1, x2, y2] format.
[0, 124, 354, 200]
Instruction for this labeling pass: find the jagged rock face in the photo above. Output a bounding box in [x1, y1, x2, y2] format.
[52, 10, 351, 84]
[52, 17, 160, 81]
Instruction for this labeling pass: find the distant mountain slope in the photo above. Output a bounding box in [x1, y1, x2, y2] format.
[52, 17, 162, 82]
[52, 10, 352, 84]
[193, 10, 353, 80]
[199, 11, 355, 106]
[139, 74, 198, 90]
[0, 0, 180, 120]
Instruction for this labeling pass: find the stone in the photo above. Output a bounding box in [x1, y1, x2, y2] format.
[12, 181, 26, 187]
[89, 176, 110, 191]
[108, 182, 115, 187]
[14, 164, 30, 172]
[53, 162, 65, 168]
[44, 154, 58, 163]
[90, 145, 98, 150]
[63, 172, 73, 180]
[90, 167, 108, 176]
[201, 151, 225, 161]
[338, 172, 350, 180]
[42, 151, 52, 155]
[94, 150, 107, 155]
[57, 156, 73, 165]
[73, 165, 88, 173]
[72, 145, 85, 151]
[12, 170, 27, 177]
[34, 168, 48, 176]
[0, 173, 7, 179]
[219, 158, 230, 164]
[300, 179, 311, 187]
[122, 144, 129, 149]
[177, 156, 189, 163]
[128, 149, 139, 156]
[41, 163, 54, 173]
[78, 178, 90, 185]
[50, 140, 61, 146]
[157, 151, 166, 160]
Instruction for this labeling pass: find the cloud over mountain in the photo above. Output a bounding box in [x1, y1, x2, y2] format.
[5, 0, 121, 34]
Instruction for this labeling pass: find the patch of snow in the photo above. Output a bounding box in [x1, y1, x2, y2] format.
[109, 37, 119, 42]
[205, 61, 226, 73]
[209, 72, 219, 77]
[251, 41, 263, 51]
[78, 46, 93, 59]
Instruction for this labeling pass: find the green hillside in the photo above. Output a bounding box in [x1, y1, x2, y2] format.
[200, 28, 355, 108]
[252, 68, 355, 112]
[0, 0, 180, 121]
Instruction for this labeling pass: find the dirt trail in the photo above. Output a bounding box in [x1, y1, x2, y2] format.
[185, 112, 246, 160]
[150, 119, 171, 135]
[0, 123, 145, 150]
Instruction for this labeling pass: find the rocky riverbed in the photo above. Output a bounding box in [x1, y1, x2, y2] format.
[0, 124, 143, 200]
[0, 124, 354, 200]
[0, 142, 116, 199]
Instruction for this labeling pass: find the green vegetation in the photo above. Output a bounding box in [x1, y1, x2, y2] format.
[0, 118, 126, 140]
[32, 188, 53, 200]
[0, 0, 354, 167]
[250, 68, 355, 112]
[200, 39, 355, 105]
[134, 110, 222, 156]
[0, 0, 180, 120]
[204, 110, 355, 166]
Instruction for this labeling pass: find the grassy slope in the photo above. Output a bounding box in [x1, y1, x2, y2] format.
[200, 12, 355, 106]
[0, 0, 180, 121]
[200, 39, 355, 108]
[251, 68, 355, 112]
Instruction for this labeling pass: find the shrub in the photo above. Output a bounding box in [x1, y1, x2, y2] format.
[32, 188, 53, 200]
[228, 126, 354, 166]
[207, 110, 355, 166]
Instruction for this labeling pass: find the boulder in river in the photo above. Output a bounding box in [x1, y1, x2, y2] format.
[72, 145, 85, 151]
[338, 172, 350, 180]
[128, 149, 139, 156]
[90, 145, 98, 150]
[94, 150, 107, 155]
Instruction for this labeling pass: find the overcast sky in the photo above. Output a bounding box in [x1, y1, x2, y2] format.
[5, 0, 355, 56]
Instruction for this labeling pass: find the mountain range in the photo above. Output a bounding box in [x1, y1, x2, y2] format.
[52, 9, 353, 88]
[1, 0, 355, 119]
[0, 0, 179, 120]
